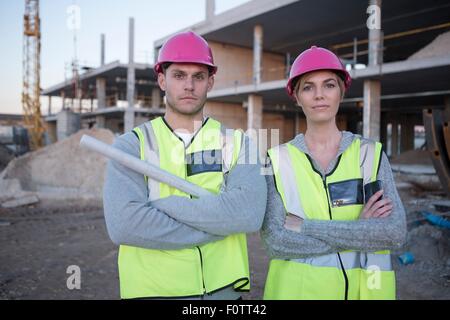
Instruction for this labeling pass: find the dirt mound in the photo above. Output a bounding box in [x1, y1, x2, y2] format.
[0, 128, 115, 202]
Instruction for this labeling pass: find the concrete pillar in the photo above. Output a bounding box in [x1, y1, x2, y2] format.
[48, 96, 52, 115]
[367, 0, 383, 66]
[363, 80, 381, 141]
[380, 112, 388, 152]
[100, 33, 105, 66]
[152, 87, 162, 109]
[391, 118, 399, 157]
[61, 90, 66, 110]
[285, 52, 291, 78]
[206, 0, 215, 20]
[253, 25, 263, 85]
[363, 0, 382, 141]
[295, 112, 300, 135]
[79, 97, 83, 114]
[247, 94, 263, 131]
[400, 115, 415, 153]
[46, 121, 57, 144]
[56, 109, 81, 141]
[96, 77, 106, 109]
[127, 17, 135, 109]
[96, 115, 106, 128]
[124, 109, 135, 133]
[125, 17, 135, 133]
[444, 96, 450, 121]
[247, 94, 264, 163]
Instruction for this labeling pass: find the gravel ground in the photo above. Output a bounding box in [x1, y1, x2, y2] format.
[0, 195, 448, 300]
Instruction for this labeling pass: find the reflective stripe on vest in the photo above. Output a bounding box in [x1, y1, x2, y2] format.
[270, 145, 307, 219]
[291, 250, 392, 272]
[118, 117, 249, 299]
[264, 138, 395, 300]
[134, 122, 160, 200]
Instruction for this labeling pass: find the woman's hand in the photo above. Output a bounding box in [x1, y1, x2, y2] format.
[284, 213, 304, 232]
[360, 189, 393, 219]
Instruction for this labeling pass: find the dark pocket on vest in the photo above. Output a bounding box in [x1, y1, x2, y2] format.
[186, 149, 223, 176]
[328, 178, 364, 207]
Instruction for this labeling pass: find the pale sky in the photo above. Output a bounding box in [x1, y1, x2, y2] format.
[0, 0, 249, 114]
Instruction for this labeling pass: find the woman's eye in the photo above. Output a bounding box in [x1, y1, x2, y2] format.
[326, 83, 335, 88]
[302, 86, 311, 91]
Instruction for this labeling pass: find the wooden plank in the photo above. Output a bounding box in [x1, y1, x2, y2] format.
[423, 109, 450, 196]
[443, 121, 450, 163]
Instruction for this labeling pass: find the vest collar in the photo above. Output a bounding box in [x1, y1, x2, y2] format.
[160, 116, 210, 149]
[289, 131, 358, 176]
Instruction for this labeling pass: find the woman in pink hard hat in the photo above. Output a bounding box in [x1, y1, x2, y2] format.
[261, 46, 406, 300]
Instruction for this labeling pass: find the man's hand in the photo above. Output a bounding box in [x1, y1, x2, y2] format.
[284, 213, 304, 232]
[360, 189, 393, 219]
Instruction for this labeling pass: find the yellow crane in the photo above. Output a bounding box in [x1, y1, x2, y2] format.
[22, 0, 45, 150]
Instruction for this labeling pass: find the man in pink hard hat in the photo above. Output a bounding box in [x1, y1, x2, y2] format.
[103, 31, 267, 299]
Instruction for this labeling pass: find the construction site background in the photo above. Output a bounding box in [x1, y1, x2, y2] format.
[1, 0, 450, 300]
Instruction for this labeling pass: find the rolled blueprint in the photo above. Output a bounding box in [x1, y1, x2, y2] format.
[79, 134, 212, 197]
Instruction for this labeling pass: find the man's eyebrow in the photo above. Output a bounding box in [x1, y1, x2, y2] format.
[171, 70, 206, 76]
[171, 69, 187, 74]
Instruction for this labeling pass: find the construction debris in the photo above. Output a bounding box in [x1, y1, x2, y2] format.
[0, 128, 115, 204]
[433, 200, 450, 212]
[0, 221, 11, 227]
[391, 149, 442, 191]
[1, 195, 39, 208]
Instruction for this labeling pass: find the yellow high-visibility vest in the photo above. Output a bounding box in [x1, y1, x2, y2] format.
[264, 138, 395, 300]
[118, 117, 249, 299]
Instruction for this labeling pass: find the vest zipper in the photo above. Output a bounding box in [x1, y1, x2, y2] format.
[196, 246, 208, 298]
[187, 147, 206, 296]
[323, 175, 349, 301]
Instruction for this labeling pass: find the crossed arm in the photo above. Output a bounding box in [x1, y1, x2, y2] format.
[103, 133, 267, 250]
[260, 152, 407, 260]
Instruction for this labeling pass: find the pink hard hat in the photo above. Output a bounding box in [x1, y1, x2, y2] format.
[286, 46, 351, 97]
[154, 31, 217, 75]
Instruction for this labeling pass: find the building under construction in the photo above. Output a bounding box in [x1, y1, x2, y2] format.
[41, 0, 450, 156]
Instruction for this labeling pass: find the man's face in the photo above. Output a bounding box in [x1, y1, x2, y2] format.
[158, 63, 214, 116]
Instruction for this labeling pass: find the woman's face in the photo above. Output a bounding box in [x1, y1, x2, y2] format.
[294, 70, 342, 125]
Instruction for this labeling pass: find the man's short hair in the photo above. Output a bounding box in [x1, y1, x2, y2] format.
[161, 62, 215, 76]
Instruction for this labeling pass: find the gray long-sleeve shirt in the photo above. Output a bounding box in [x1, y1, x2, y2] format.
[260, 131, 407, 260]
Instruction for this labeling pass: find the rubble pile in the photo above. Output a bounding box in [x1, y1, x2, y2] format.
[0, 129, 115, 207]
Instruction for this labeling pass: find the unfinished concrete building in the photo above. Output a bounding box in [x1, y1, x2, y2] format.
[41, 0, 450, 159]
[153, 0, 450, 155]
